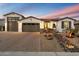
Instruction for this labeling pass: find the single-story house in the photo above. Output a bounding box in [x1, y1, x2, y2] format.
[0, 12, 76, 32]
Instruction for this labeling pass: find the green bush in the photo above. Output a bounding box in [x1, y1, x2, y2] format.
[66, 28, 78, 33]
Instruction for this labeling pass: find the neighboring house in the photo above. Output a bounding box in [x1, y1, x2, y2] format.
[2, 12, 76, 32]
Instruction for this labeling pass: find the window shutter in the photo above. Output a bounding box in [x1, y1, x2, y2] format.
[69, 21, 71, 29]
[62, 21, 64, 28]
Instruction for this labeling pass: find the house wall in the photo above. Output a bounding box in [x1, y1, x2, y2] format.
[18, 21, 22, 32]
[40, 21, 44, 29]
[21, 18, 41, 23]
[18, 18, 43, 32]
[48, 21, 52, 29]
[44, 21, 57, 29]
[57, 19, 75, 32]
[4, 14, 23, 32]
[50, 21, 57, 29]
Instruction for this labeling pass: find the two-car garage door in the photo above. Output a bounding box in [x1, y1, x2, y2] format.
[22, 23, 40, 32]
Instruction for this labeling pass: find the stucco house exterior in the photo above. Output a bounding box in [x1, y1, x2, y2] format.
[0, 12, 76, 32]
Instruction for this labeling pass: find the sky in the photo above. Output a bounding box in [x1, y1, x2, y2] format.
[0, 3, 79, 20]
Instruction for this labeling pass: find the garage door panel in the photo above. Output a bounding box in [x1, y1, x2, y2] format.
[7, 21, 18, 31]
[22, 23, 40, 32]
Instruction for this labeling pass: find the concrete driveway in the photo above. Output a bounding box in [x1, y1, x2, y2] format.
[0, 32, 64, 52]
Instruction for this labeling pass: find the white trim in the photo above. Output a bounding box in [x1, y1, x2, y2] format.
[18, 21, 22, 32]
[5, 18, 7, 32]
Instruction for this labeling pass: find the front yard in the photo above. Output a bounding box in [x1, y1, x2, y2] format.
[55, 31, 79, 52]
[0, 31, 79, 52]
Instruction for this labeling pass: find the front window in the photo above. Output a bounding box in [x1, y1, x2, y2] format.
[7, 17, 19, 21]
[62, 21, 71, 29]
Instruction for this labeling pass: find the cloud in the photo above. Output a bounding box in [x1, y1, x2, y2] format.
[61, 13, 79, 18]
[40, 4, 79, 19]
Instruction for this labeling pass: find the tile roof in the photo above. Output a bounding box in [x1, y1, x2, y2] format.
[3, 12, 77, 21]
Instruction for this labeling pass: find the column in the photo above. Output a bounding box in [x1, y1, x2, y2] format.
[72, 21, 75, 29]
[18, 21, 22, 32]
[5, 19, 7, 32]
